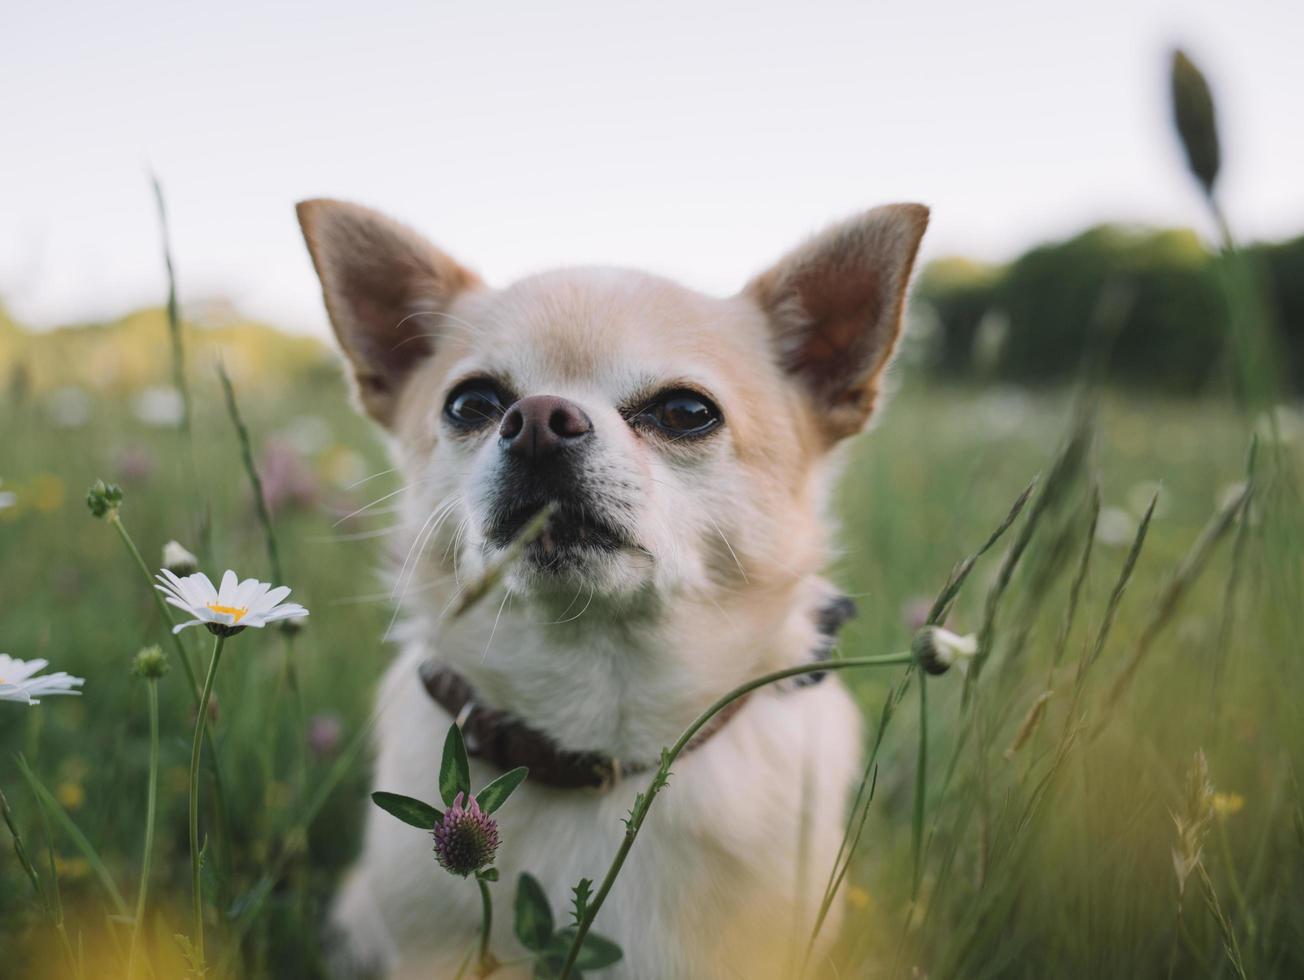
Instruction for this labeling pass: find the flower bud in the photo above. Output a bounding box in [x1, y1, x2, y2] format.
[85, 480, 124, 519]
[161, 540, 199, 576]
[132, 645, 169, 680]
[1170, 49, 1221, 197]
[911, 625, 978, 675]
[432, 791, 500, 877]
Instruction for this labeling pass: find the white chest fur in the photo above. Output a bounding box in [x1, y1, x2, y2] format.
[329, 643, 861, 980]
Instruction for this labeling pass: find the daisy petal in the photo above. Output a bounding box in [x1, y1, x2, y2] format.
[260, 585, 292, 610]
[218, 570, 239, 604]
[191, 573, 218, 603]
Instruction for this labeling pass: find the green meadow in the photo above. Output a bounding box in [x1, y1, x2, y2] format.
[2, 310, 1300, 976]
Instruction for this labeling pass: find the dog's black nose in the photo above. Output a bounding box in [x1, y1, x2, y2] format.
[499, 395, 592, 461]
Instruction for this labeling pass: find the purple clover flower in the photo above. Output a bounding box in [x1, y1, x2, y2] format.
[433, 792, 501, 877]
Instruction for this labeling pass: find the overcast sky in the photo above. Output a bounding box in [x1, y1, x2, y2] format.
[2, 0, 1301, 335]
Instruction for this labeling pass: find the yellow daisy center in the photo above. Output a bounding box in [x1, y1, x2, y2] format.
[207, 603, 249, 623]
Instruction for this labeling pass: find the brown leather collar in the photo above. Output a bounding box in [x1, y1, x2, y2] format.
[419, 594, 856, 792]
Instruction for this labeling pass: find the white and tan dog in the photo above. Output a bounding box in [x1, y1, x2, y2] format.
[297, 199, 927, 979]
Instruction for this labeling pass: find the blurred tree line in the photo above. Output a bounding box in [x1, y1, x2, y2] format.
[912, 224, 1304, 395]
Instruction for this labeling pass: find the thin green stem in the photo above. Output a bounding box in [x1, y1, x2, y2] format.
[108, 509, 230, 867]
[31, 772, 80, 978]
[128, 679, 161, 980]
[108, 512, 199, 698]
[0, 784, 48, 914]
[189, 633, 226, 970]
[15, 754, 128, 916]
[217, 362, 283, 585]
[911, 672, 928, 900]
[477, 875, 494, 977]
[556, 652, 914, 980]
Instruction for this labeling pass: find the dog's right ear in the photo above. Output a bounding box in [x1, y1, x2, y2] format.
[296, 199, 480, 426]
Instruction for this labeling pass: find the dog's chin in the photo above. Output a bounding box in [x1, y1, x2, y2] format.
[485, 504, 651, 595]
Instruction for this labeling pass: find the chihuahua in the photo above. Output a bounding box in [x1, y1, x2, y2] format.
[298, 198, 927, 979]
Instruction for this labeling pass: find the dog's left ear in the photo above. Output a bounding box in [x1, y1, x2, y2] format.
[296, 199, 481, 427]
[746, 204, 929, 443]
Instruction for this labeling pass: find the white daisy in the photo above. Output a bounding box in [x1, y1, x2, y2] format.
[155, 569, 309, 637]
[912, 625, 979, 675]
[0, 654, 85, 705]
[161, 539, 200, 575]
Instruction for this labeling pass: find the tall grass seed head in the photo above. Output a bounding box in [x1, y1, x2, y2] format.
[432, 791, 501, 877]
[132, 644, 169, 680]
[1170, 49, 1221, 196]
[1171, 749, 1215, 898]
[912, 625, 979, 675]
[85, 479, 124, 518]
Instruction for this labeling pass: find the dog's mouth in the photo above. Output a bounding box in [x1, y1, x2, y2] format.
[487, 499, 632, 568]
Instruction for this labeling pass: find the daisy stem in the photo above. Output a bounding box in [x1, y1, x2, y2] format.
[128, 677, 161, 980]
[555, 651, 914, 980]
[109, 509, 233, 866]
[107, 511, 200, 699]
[189, 633, 226, 970]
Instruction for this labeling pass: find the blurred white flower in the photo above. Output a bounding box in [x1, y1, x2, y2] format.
[0, 479, 14, 511]
[277, 415, 333, 456]
[0, 654, 85, 705]
[974, 386, 1032, 438]
[162, 540, 200, 575]
[1095, 506, 1137, 548]
[912, 626, 979, 675]
[132, 386, 185, 428]
[1254, 405, 1303, 445]
[46, 386, 91, 429]
[155, 569, 309, 637]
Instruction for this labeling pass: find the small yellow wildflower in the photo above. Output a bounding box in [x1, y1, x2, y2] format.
[846, 886, 873, 911]
[55, 856, 91, 880]
[1212, 792, 1244, 818]
[31, 473, 66, 513]
[56, 782, 85, 811]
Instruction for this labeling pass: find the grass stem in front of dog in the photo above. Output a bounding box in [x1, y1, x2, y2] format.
[188, 632, 227, 971]
[555, 651, 914, 980]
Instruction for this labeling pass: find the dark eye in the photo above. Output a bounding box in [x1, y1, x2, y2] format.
[444, 379, 509, 429]
[638, 390, 722, 437]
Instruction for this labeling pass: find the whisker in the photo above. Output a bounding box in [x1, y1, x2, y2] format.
[341, 465, 399, 491]
[546, 584, 596, 625]
[333, 480, 429, 527]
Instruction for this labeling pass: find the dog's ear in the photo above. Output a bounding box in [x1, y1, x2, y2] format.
[296, 199, 480, 426]
[746, 204, 928, 443]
